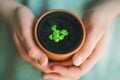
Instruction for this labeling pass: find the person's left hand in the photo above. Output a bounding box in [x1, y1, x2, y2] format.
[42, 30, 108, 80]
[41, 0, 120, 79]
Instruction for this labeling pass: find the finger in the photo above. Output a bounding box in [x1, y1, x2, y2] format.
[42, 73, 70, 80]
[15, 7, 48, 65]
[42, 73, 60, 80]
[60, 59, 73, 66]
[13, 33, 52, 73]
[79, 31, 108, 76]
[48, 62, 61, 68]
[51, 65, 68, 76]
[49, 60, 73, 67]
[51, 64, 82, 77]
[72, 23, 107, 66]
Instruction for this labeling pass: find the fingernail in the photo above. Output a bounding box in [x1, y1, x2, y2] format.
[38, 56, 46, 65]
[74, 56, 83, 66]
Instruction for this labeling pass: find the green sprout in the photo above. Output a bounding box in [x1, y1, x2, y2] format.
[48, 25, 69, 43]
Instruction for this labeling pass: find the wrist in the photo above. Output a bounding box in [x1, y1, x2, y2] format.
[0, 0, 22, 24]
[115, 1, 120, 16]
[94, 0, 120, 23]
[101, 0, 120, 19]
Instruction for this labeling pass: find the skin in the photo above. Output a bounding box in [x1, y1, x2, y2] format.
[0, 0, 52, 73]
[42, 0, 120, 80]
[0, 0, 120, 80]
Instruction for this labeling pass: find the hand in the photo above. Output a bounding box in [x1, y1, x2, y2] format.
[12, 6, 51, 73]
[42, 0, 119, 80]
[0, 1, 51, 73]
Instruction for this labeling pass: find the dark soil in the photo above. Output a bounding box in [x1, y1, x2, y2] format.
[37, 12, 84, 54]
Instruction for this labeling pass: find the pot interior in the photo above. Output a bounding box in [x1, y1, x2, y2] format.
[37, 11, 84, 54]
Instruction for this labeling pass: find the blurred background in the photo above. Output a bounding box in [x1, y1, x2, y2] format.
[0, 0, 120, 80]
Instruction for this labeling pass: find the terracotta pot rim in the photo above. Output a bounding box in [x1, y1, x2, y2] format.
[34, 9, 86, 60]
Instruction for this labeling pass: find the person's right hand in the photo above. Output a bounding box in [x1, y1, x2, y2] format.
[0, 1, 51, 73]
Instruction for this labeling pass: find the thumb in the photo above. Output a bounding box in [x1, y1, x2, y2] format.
[15, 7, 48, 65]
[72, 23, 106, 66]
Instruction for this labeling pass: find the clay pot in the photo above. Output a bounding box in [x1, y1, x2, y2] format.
[34, 9, 86, 61]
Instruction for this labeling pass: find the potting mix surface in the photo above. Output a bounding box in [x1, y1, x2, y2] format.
[37, 12, 84, 54]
